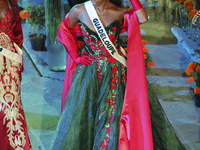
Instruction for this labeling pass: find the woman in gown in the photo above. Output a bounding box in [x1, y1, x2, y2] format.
[51, 0, 186, 149]
[0, 0, 31, 149]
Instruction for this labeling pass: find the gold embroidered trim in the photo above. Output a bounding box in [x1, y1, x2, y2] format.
[0, 32, 26, 149]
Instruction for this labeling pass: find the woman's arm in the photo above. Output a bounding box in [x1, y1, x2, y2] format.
[135, 8, 148, 24]
[129, 0, 148, 24]
[57, 5, 92, 65]
[68, 5, 84, 28]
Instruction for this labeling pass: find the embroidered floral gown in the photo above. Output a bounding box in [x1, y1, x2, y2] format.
[0, 7, 31, 150]
[51, 20, 186, 150]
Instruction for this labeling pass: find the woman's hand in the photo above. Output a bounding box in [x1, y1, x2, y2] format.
[73, 54, 92, 65]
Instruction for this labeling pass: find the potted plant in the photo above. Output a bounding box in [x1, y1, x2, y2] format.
[19, 3, 46, 51]
[186, 62, 200, 107]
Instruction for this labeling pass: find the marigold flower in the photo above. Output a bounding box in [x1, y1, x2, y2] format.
[23, 11, 29, 19]
[19, 10, 25, 18]
[124, 48, 127, 51]
[186, 6, 193, 13]
[19, 10, 30, 19]
[188, 9, 199, 19]
[184, 0, 193, 7]
[194, 62, 198, 66]
[142, 40, 148, 45]
[196, 66, 200, 73]
[187, 77, 194, 83]
[143, 47, 148, 53]
[188, 63, 196, 69]
[186, 68, 194, 76]
[194, 87, 200, 94]
[143, 54, 147, 60]
[147, 62, 155, 67]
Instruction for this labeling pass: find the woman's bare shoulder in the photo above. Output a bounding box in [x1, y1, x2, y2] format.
[70, 3, 85, 16]
[0, 0, 10, 14]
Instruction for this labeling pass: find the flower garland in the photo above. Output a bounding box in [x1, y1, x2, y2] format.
[142, 40, 155, 75]
[184, 0, 199, 20]
[186, 62, 200, 95]
[175, 0, 199, 21]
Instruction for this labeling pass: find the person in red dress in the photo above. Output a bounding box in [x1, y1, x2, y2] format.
[0, 0, 31, 149]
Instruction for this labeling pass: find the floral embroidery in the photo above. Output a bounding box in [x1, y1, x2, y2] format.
[100, 65, 118, 150]
[121, 64, 127, 83]
[108, 34, 115, 42]
[79, 22, 126, 149]
[0, 10, 12, 33]
[0, 33, 26, 149]
[112, 26, 117, 31]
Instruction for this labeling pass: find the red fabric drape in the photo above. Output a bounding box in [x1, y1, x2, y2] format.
[118, 10, 153, 150]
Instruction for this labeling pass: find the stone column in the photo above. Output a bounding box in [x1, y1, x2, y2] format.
[45, 0, 66, 71]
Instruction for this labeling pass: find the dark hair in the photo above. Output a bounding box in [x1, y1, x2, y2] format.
[68, 0, 87, 8]
[109, 0, 123, 7]
[68, 0, 123, 8]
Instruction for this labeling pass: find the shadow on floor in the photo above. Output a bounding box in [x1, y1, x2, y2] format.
[141, 36, 177, 45]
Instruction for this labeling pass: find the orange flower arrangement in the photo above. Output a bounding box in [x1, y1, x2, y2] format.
[19, 4, 45, 37]
[186, 6, 194, 13]
[194, 87, 200, 94]
[188, 77, 195, 83]
[124, 39, 155, 75]
[141, 40, 155, 75]
[196, 66, 200, 73]
[183, 0, 193, 7]
[19, 10, 29, 19]
[194, 62, 198, 66]
[186, 68, 194, 76]
[143, 47, 148, 53]
[186, 62, 200, 95]
[181, 0, 199, 21]
[143, 54, 147, 60]
[188, 9, 199, 20]
[142, 40, 148, 45]
[147, 62, 155, 67]
[188, 62, 196, 69]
